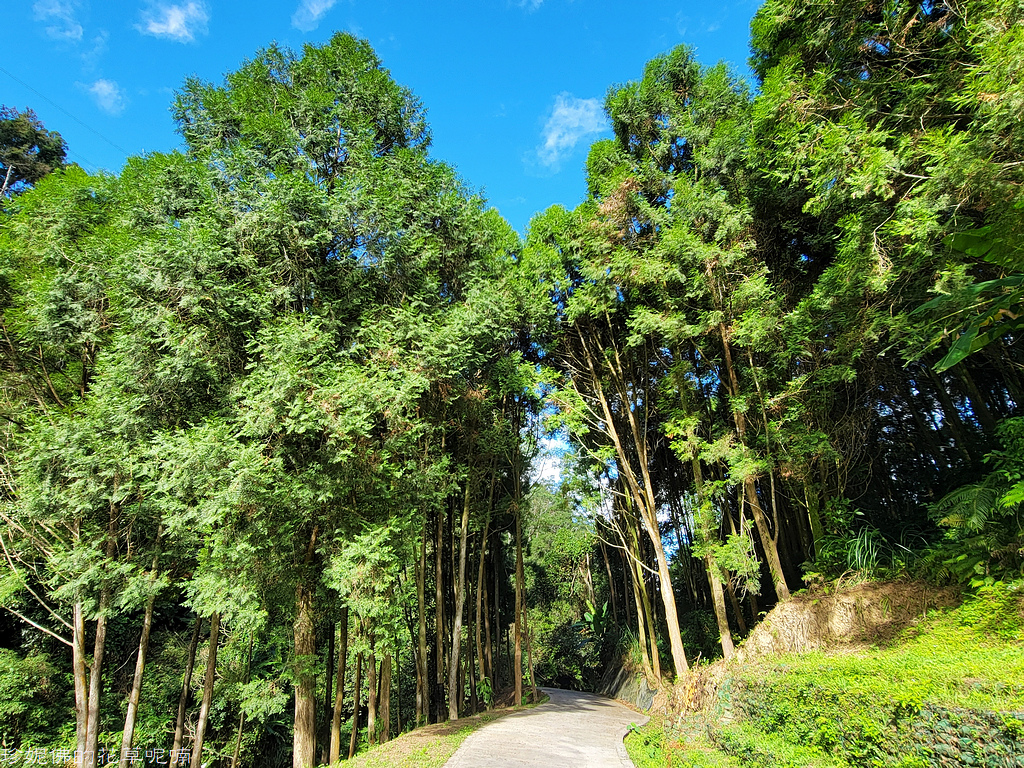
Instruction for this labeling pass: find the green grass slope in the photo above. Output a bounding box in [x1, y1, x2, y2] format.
[626, 582, 1024, 768]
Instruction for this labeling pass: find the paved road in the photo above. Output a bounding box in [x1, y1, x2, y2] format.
[443, 687, 648, 768]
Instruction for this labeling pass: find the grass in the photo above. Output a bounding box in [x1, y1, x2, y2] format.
[625, 716, 743, 768]
[741, 596, 1024, 713]
[631, 584, 1024, 767]
[344, 695, 549, 768]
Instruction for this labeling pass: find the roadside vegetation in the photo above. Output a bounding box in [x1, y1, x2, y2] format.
[626, 583, 1024, 767]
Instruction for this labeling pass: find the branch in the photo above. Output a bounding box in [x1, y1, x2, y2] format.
[1, 604, 72, 647]
[0, 532, 73, 630]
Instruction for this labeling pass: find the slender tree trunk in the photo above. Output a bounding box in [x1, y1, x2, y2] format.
[599, 539, 619, 625]
[706, 556, 734, 658]
[726, 578, 747, 635]
[803, 479, 825, 561]
[172, 615, 202, 759]
[957, 363, 998, 434]
[230, 634, 253, 768]
[522, 602, 539, 703]
[119, 529, 163, 768]
[475, 524, 488, 687]
[85, 609, 108, 768]
[293, 582, 317, 768]
[329, 607, 349, 764]
[637, 555, 661, 680]
[191, 612, 220, 768]
[625, 546, 653, 678]
[379, 654, 392, 743]
[321, 620, 335, 761]
[927, 368, 978, 463]
[73, 602, 88, 768]
[514, 500, 524, 707]
[486, 532, 496, 687]
[434, 506, 446, 721]
[416, 521, 427, 727]
[717, 323, 789, 602]
[448, 478, 472, 721]
[579, 329, 688, 677]
[84, 521, 117, 768]
[396, 648, 402, 734]
[367, 648, 378, 745]
[348, 654, 362, 759]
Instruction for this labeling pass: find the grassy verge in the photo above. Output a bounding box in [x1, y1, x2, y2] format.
[345, 695, 549, 768]
[625, 716, 742, 768]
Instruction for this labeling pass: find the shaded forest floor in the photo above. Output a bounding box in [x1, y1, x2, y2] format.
[626, 580, 1024, 767]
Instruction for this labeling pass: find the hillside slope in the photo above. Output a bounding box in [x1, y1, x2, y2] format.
[627, 581, 1024, 767]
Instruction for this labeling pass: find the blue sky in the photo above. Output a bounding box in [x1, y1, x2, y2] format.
[4, 0, 760, 234]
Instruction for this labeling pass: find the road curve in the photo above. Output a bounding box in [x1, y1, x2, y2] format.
[443, 687, 648, 768]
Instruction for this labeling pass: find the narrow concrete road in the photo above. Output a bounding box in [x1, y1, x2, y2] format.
[443, 687, 648, 768]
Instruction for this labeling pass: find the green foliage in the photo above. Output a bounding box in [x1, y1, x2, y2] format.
[957, 581, 1024, 642]
[0, 106, 67, 197]
[623, 720, 665, 768]
[0, 650, 60, 747]
[927, 418, 1024, 584]
[529, 602, 603, 690]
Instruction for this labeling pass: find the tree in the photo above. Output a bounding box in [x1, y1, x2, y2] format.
[0, 107, 67, 198]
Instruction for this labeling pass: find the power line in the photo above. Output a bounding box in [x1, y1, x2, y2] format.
[0, 65, 130, 157]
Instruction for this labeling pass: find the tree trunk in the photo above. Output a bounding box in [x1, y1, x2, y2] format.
[717, 323, 790, 603]
[73, 602, 88, 768]
[348, 654, 362, 759]
[514, 499, 524, 707]
[118, 580, 159, 766]
[578, 330, 688, 677]
[379, 654, 392, 743]
[230, 634, 253, 768]
[636, 553, 661, 680]
[475, 524, 488, 687]
[84, 608, 109, 768]
[957, 362, 998, 434]
[191, 612, 220, 768]
[416, 520, 428, 727]
[367, 648, 377, 744]
[706, 556, 734, 658]
[522, 602, 539, 704]
[485, 531, 495, 687]
[599, 539, 618, 625]
[434, 506, 446, 721]
[172, 615, 202, 760]
[293, 582, 317, 768]
[329, 606, 349, 764]
[321, 620, 335, 761]
[396, 647, 402, 734]
[726, 578, 747, 635]
[626, 547, 653, 678]
[448, 478, 472, 721]
[119, 530, 163, 768]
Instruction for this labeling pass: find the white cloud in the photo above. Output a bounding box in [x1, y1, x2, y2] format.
[140, 2, 209, 42]
[518, 0, 543, 10]
[89, 79, 126, 115]
[537, 93, 606, 169]
[33, 0, 83, 41]
[292, 0, 337, 31]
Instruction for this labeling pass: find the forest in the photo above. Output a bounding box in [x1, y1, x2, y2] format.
[1, 0, 1023, 766]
